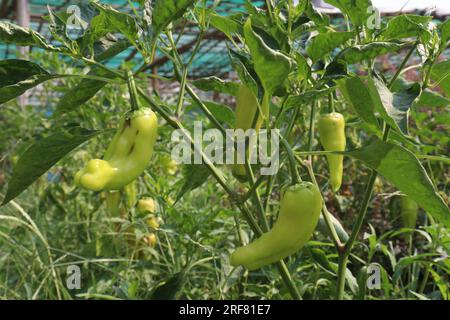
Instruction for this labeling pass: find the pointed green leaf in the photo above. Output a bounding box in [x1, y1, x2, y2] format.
[176, 164, 211, 203]
[439, 19, 450, 47]
[0, 21, 60, 51]
[348, 138, 450, 227]
[188, 100, 235, 126]
[0, 59, 60, 104]
[243, 19, 293, 96]
[324, 0, 372, 27]
[431, 60, 450, 97]
[337, 76, 381, 133]
[192, 77, 240, 96]
[415, 90, 450, 108]
[152, 0, 197, 37]
[381, 15, 432, 40]
[307, 31, 354, 61]
[1, 126, 100, 206]
[338, 42, 404, 64]
[229, 49, 260, 97]
[90, 2, 141, 49]
[367, 75, 421, 135]
[208, 12, 243, 40]
[55, 67, 117, 115]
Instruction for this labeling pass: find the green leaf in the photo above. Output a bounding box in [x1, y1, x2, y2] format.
[0, 21, 60, 52]
[295, 53, 311, 82]
[338, 42, 404, 64]
[381, 15, 432, 40]
[90, 2, 141, 50]
[176, 164, 211, 203]
[1, 126, 100, 206]
[192, 76, 240, 96]
[317, 214, 349, 243]
[324, 58, 348, 79]
[415, 90, 450, 108]
[367, 75, 421, 135]
[324, 0, 372, 27]
[307, 31, 354, 61]
[391, 77, 448, 108]
[245, 3, 289, 52]
[150, 270, 188, 300]
[152, 0, 197, 37]
[303, 0, 330, 26]
[439, 19, 450, 48]
[243, 19, 293, 96]
[208, 12, 243, 40]
[229, 49, 260, 98]
[0, 59, 59, 104]
[337, 76, 381, 133]
[431, 60, 450, 97]
[55, 67, 117, 115]
[309, 248, 334, 273]
[429, 268, 449, 300]
[94, 38, 131, 62]
[348, 138, 450, 227]
[285, 89, 332, 111]
[188, 100, 235, 126]
[46, 7, 72, 48]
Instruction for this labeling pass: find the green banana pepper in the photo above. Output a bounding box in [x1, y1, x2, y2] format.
[230, 182, 322, 270]
[232, 84, 268, 181]
[400, 195, 418, 228]
[75, 108, 158, 191]
[318, 112, 346, 192]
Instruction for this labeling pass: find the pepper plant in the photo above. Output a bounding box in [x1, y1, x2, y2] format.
[0, 0, 449, 300]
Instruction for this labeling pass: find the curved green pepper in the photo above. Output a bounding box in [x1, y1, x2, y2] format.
[400, 196, 418, 228]
[318, 112, 346, 192]
[230, 182, 322, 270]
[232, 85, 268, 181]
[75, 108, 158, 191]
[317, 213, 349, 243]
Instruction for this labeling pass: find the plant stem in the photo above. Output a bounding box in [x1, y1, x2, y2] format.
[176, 67, 188, 116]
[336, 127, 392, 299]
[276, 262, 302, 300]
[388, 41, 418, 88]
[302, 159, 343, 249]
[307, 100, 317, 153]
[280, 135, 301, 184]
[137, 88, 301, 300]
[127, 71, 140, 111]
[328, 92, 335, 113]
[336, 169, 377, 299]
[335, 35, 419, 299]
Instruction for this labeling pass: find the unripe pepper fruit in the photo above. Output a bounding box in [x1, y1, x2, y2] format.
[75, 108, 158, 191]
[232, 85, 269, 181]
[400, 196, 418, 229]
[144, 233, 157, 248]
[317, 112, 346, 192]
[138, 198, 160, 229]
[230, 182, 323, 270]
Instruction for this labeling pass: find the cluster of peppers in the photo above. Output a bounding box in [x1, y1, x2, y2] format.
[75, 73, 347, 270]
[78, 62, 428, 271]
[228, 84, 347, 270]
[77, 71, 160, 250]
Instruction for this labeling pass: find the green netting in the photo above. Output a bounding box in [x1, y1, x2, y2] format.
[0, 0, 265, 78]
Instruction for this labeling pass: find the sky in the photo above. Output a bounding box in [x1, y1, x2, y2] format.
[310, 0, 450, 15]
